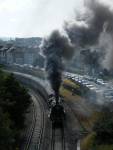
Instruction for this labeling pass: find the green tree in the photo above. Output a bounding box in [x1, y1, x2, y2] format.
[93, 106, 113, 144]
[0, 108, 15, 150]
[0, 70, 31, 149]
[2, 73, 31, 128]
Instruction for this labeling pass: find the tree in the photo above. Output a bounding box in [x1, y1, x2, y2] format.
[93, 106, 113, 144]
[0, 108, 15, 150]
[0, 70, 31, 149]
[2, 73, 31, 128]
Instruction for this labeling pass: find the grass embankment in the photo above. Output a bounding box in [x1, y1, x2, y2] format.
[60, 79, 83, 101]
[60, 79, 113, 150]
[60, 79, 96, 131]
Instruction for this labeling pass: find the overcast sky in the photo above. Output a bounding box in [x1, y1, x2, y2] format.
[0, 0, 85, 37]
[0, 0, 112, 38]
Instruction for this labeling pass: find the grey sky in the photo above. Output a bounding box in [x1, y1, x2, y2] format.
[0, 0, 84, 37]
[0, 0, 112, 37]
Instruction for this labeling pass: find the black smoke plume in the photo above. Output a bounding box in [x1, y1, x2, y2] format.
[64, 0, 113, 70]
[40, 30, 74, 103]
[65, 0, 113, 47]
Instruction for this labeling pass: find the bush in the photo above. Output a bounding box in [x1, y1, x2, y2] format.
[81, 132, 96, 150]
[93, 106, 113, 144]
[0, 70, 31, 149]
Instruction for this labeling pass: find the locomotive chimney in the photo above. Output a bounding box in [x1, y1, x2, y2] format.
[55, 90, 59, 104]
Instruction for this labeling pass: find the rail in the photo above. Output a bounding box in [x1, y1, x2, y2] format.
[51, 125, 65, 150]
[23, 90, 45, 150]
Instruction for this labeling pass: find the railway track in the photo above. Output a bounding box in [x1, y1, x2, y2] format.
[23, 90, 45, 150]
[51, 125, 65, 150]
[4, 70, 81, 150]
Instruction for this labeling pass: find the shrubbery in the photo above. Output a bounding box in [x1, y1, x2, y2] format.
[93, 106, 113, 145]
[81, 106, 113, 150]
[0, 69, 31, 149]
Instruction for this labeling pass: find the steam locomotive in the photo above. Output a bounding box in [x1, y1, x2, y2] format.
[49, 94, 65, 128]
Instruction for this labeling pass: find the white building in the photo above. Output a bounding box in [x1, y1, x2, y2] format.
[6, 47, 15, 64]
[0, 47, 9, 64]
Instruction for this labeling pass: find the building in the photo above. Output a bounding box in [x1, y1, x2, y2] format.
[24, 47, 39, 65]
[7, 47, 16, 64]
[0, 42, 44, 67]
[0, 46, 9, 64]
[6, 46, 41, 65]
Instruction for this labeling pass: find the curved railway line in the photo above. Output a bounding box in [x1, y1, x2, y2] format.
[23, 90, 45, 150]
[4, 70, 83, 150]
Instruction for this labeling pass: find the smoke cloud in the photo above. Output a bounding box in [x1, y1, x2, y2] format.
[40, 0, 113, 96]
[40, 30, 74, 102]
[64, 0, 113, 70]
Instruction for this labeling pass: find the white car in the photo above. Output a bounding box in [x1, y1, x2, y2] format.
[82, 81, 91, 85]
[86, 84, 94, 88]
[96, 79, 107, 85]
[89, 87, 98, 90]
